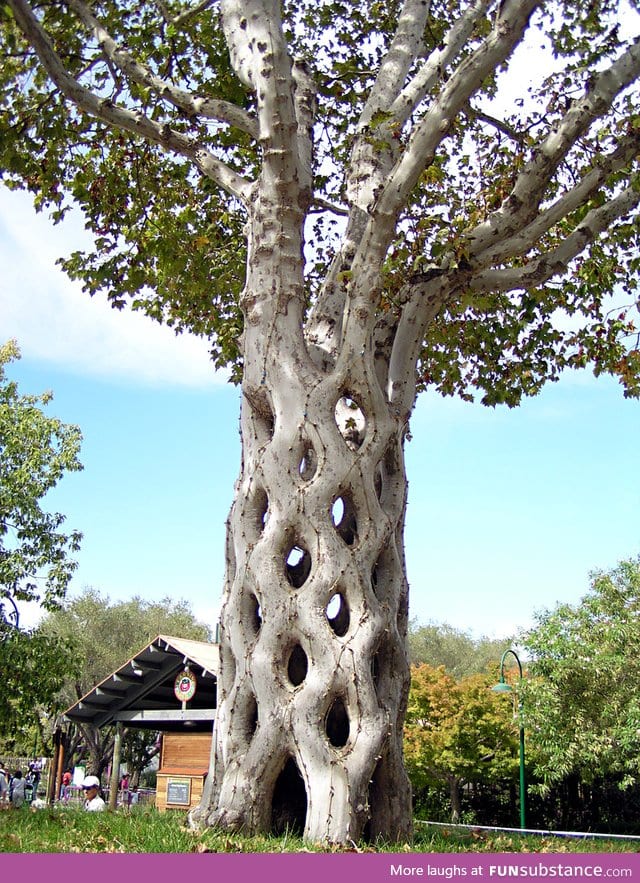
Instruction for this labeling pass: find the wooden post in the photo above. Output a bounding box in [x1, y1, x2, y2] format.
[108, 721, 123, 810]
[47, 729, 61, 805]
[53, 736, 64, 805]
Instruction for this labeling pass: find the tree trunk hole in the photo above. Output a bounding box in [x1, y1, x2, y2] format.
[331, 493, 358, 546]
[285, 543, 312, 588]
[326, 592, 350, 637]
[271, 757, 307, 836]
[334, 395, 366, 450]
[325, 696, 350, 747]
[298, 442, 318, 481]
[287, 643, 308, 686]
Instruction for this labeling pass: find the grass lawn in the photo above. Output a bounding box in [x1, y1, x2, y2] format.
[1, 807, 640, 853]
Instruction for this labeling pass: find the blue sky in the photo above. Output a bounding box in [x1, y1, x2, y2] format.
[1, 185, 639, 640]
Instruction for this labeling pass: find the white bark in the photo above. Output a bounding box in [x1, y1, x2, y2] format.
[466, 35, 640, 260]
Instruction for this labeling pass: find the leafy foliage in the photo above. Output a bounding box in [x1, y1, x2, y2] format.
[0, 628, 76, 744]
[0, 339, 81, 738]
[408, 619, 512, 678]
[0, 339, 83, 624]
[522, 557, 640, 795]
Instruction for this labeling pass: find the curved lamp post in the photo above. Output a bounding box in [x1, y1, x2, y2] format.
[492, 648, 526, 829]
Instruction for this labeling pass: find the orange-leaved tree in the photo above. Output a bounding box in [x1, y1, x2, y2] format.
[404, 664, 518, 822]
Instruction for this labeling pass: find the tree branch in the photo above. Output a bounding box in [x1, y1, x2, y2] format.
[220, 0, 309, 204]
[6, 0, 251, 201]
[464, 102, 527, 144]
[292, 58, 316, 200]
[375, 0, 541, 220]
[172, 0, 217, 28]
[64, 0, 258, 139]
[471, 184, 640, 294]
[467, 35, 640, 257]
[389, 0, 494, 126]
[312, 0, 537, 371]
[473, 130, 640, 267]
[311, 0, 443, 361]
[360, 0, 432, 123]
[388, 275, 452, 413]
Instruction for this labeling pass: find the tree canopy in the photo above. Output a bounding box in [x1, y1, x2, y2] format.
[0, 339, 82, 740]
[0, 339, 83, 628]
[1, 1, 639, 401]
[408, 619, 511, 677]
[522, 556, 640, 796]
[404, 663, 518, 821]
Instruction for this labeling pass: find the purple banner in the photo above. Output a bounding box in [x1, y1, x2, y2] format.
[2, 853, 640, 883]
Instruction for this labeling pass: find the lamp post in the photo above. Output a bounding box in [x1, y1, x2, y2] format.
[492, 648, 526, 830]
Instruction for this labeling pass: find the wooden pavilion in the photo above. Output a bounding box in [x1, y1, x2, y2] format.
[60, 634, 219, 811]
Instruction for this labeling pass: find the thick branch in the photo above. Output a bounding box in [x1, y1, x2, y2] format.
[292, 59, 316, 199]
[389, 0, 494, 126]
[221, 1, 295, 156]
[473, 131, 640, 267]
[310, 0, 534, 372]
[7, 0, 250, 200]
[471, 184, 640, 294]
[308, 0, 438, 364]
[65, 0, 258, 138]
[220, 0, 313, 238]
[467, 35, 640, 257]
[375, 0, 541, 220]
[387, 275, 453, 413]
[360, 0, 432, 124]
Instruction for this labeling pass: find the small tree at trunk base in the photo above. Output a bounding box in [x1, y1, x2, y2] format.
[2, 0, 640, 843]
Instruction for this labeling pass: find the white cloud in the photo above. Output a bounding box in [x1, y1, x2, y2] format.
[0, 188, 229, 389]
[14, 599, 45, 631]
[193, 602, 222, 636]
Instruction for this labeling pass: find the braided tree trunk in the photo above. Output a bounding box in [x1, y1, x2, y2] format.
[189, 0, 414, 846]
[194, 203, 413, 843]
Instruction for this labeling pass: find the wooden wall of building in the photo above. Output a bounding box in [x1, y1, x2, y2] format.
[156, 731, 213, 812]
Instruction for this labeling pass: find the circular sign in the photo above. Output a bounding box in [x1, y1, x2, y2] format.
[174, 668, 197, 703]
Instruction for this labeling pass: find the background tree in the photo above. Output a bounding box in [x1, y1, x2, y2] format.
[0, 339, 81, 740]
[521, 556, 640, 830]
[404, 663, 518, 823]
[38, 587, 212, 778]
[1, 0, 640, 842]
[408, 619, 511, 677]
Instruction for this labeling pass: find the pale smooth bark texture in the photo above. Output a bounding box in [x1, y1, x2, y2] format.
[192, 1, 416, 840]
[4, 0, 640, 844]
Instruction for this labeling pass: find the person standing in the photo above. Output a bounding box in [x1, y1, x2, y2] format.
[0, 765, 8, 805]
[82, 775, 106, 812]
[10, 770, 26, 808]
[119, 772, 129, 806]
[60, 769, 72, 803]
[28, 759, 42, 795]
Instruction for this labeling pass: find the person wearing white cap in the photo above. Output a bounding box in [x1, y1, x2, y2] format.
[82, 775, 106, 812]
